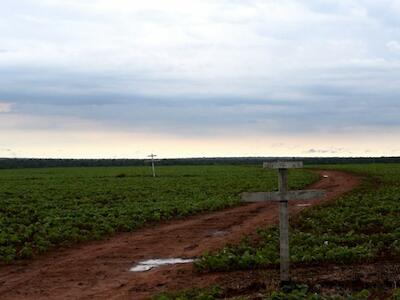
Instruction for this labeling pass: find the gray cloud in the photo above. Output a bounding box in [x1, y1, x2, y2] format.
[1, 0, 400, 141]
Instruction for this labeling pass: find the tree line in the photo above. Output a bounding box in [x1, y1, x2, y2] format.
[0, 157, 399, 169]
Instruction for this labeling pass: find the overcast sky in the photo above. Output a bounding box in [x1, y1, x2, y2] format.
[1, 0, 400, 158]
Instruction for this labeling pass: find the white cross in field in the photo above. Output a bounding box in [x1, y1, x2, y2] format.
[241, 161, 325, 284]
[147, 154, 157, 177]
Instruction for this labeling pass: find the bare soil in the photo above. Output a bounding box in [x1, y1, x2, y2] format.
[0, 170, 361, 300]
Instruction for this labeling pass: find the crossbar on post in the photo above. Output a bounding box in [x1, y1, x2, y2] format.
[148, 154, 157, 177]
[241, 161, 326, 285]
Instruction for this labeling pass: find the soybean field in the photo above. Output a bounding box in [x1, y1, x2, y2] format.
[198, 164, 400, 270]
[0, 165, 317, 262]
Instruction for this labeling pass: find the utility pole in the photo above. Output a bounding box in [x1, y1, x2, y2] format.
[148, 154, 157, 177]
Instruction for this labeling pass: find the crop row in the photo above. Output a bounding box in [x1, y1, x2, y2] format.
[154, 285, 400, 300]
[0, 165, 317, 262]
[196, 164, 400, 271]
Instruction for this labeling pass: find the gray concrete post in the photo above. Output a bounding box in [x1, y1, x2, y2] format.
[241, 161, 325, 286]
[148, 154, 157, 177]
[278, 168, 290, 282]
[151, 159, 156, 177]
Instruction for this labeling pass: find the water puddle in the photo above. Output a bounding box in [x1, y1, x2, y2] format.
[205, 230, 229, 238]
[211, 230, 228, 237]
[130, 258, 196, 272]
[296, 203, 311, 207]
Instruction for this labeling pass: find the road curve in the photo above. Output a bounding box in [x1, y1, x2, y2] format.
[0, 170, 360, 300]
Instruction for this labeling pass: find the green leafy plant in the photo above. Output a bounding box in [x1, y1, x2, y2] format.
[0, 165, 316, 262]
[197, 164, 400, 271]
[152, 286, 222, 300]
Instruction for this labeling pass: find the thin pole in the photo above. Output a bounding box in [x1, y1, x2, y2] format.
[148, 154, 156, 177]
[151, 157, 156, 177]
[278, 168, 290, 283]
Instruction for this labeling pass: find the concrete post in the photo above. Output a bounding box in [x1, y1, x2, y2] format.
[278, 168, 290, 283]
[241, 161, 325, 286]
[151, 159, 156, 177]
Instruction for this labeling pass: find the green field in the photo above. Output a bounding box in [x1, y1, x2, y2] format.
[0, 165, 317, 262]
[154, 285, 393, 300]
[197, 164, 400, 271]
[148, 164, 400, 300]
[189, 164, 400, 298]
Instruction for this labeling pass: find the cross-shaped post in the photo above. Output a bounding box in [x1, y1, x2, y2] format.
[147, 154, 157, 177]
[241, 161, 325, 284]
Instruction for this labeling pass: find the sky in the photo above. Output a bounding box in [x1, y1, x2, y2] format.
[1, 0, 400, 158]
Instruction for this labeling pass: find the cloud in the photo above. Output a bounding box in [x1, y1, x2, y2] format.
[1, 0, 400, 156]
[305, 148, 344, 154]
[0, 102, 13, 113]
[387, 41, 400, 53]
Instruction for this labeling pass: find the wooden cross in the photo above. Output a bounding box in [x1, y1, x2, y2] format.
[241, 161, 325, 283]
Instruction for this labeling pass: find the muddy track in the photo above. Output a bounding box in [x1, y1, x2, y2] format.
[0, 170, 360, 300]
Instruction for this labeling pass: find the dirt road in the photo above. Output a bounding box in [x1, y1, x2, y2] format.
[0, 170, 360, 299]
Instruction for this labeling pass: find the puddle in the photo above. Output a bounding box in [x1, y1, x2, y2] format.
[205, 230, 229, 238]
[296, 203, 311, 207]
[212, 230, 228, 237]
[130, 258, 196, 272]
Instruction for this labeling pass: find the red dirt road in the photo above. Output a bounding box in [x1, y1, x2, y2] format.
[0, 170, 360, 300]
